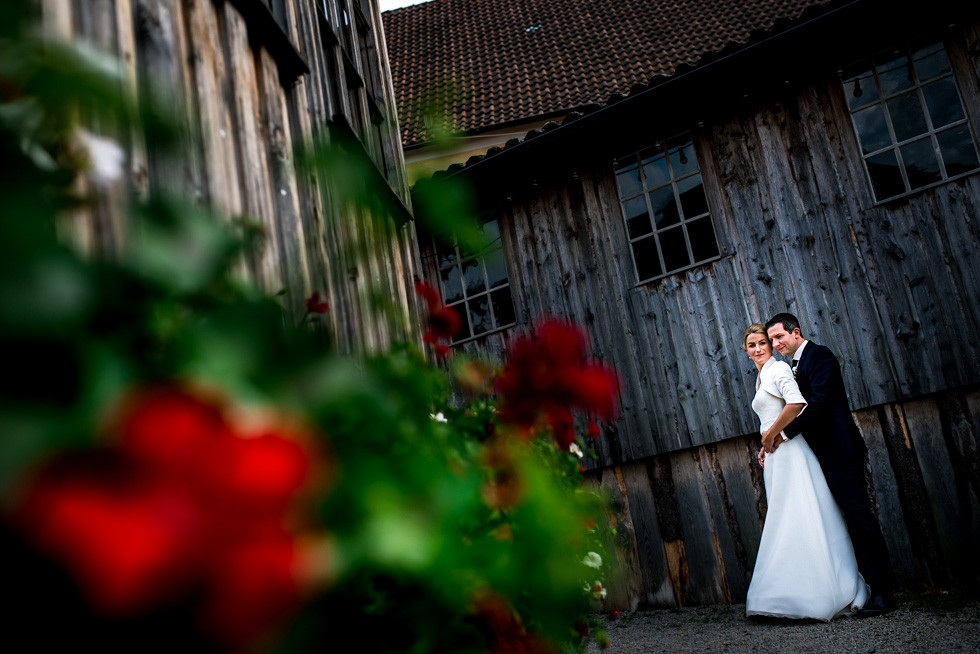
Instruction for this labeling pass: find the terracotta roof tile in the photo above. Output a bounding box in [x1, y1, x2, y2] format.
[382, 0, 833, 148]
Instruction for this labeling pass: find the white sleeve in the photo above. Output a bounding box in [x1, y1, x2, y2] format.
[771, 361, 807, 406]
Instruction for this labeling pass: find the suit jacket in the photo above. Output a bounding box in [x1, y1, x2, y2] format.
[783, 342, 866, 465]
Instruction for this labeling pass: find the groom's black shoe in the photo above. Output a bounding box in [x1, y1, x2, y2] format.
[855, 593, 895, 618]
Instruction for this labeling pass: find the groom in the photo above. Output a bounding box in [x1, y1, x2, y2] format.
[762, 312, 896, 618]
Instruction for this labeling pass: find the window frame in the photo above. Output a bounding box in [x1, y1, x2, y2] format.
[428, 218, 517, 346]
[315, 0, 393, 181]
[226, 0, 309, 83]
[840, 37, 980, 204]
[614, 133, 722, 285]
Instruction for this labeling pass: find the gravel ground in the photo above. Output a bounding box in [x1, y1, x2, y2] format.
[584, 592, 980, 653]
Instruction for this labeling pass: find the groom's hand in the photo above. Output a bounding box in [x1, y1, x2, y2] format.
[761, 428, 776, 453]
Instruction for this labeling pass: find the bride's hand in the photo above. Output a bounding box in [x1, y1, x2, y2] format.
[761, 428, 775, 453]
[757, 447, 765, 467]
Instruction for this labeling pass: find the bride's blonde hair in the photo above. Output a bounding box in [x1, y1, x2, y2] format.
[742, 323, 769, 350]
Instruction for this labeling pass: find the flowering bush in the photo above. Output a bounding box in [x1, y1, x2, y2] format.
[495, 319, 619, 449]
[0, 10, 618, 653]
[415, 279, 462, 359]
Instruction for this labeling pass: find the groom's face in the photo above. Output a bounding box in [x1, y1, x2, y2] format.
[767, 323, 803, 357]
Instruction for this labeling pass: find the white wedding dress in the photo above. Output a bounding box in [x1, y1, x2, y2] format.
[745, 358, 868, 621]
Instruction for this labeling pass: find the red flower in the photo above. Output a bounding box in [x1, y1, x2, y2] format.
[202, 533, 301, 650]
[549, 408, 576, 450]
[414, 279, 441, 309]
[568, 367, 619, 421]
[224, 428, 312, 518]
[495, 318, 619, 447]
[471, 591, 557, 654]
[17, 459, 204, 615]
[425, 305, 462, 342]
[14, 385, 321, 651]
[305, 291, 329, 314]
[415, 280, 461, 356]
[115, 386, 234, 489]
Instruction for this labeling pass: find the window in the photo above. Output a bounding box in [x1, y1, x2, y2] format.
[432, 220, 516, 343]
[266, 0, 287, 29]
[841, 39, 980, 202]
[315, 0, 391, 180]
[615, 134, 720, 283]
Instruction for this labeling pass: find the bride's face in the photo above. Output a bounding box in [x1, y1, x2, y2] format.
[745, 332, 772, 367]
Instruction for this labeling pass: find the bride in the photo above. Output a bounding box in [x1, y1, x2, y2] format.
[742, 324, 868, 621]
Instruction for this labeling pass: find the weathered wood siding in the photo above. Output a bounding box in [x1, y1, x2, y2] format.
[42, 0, 421, 350]
[482, 23, 980, 466]
[595, 384, 980, 607]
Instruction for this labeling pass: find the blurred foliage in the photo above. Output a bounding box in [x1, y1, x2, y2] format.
[0, 6, 617, 654]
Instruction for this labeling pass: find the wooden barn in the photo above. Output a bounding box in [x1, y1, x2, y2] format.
[39, 0, 421, 351]
[388, 0, 980, 608]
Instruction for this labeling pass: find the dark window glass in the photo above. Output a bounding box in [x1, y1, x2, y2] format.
[440, 265, 463, 304]
[480, 221, 508, 288]
[462, 257, 486, 296]
[490, 288, 515, 327]
[876, 53, 914, 95]
[678, 174, 709, 218]
[688, 217, 720, 262]
[911, 41, 951, 81]
[887, 92, 928, 141]
[624, 196, 651, 238]
[921, 78, 965, 128]
[649, 185, 679, 228]
[867, 150, 905, 200]
[842, 39, 980, 202]
[436, 237, 456, 267]
[842, 70, 879, 110]
[454, 303, 472, 341]
[484, 248, 508, 289]
[469, 297, 492, 336]
[853, 104, 892, 154]
[616, 133, 720, 282]
[632, 236, 662, 281]
[616, 163, 642, 198]
[269, 0, 287, 28]
[659, 227, 690, 272]
[641, 149, 670, 188]
[901, 138, 942, 190]
[937, 125, 980, 176]
[668, 138, 698, 178]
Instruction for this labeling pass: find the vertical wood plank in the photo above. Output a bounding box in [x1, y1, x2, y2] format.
[853, 407, 918, 587]
[597, 467, 646, 611]
[183, 0, 243, 218]
[905, 398, 969, 582]
[134, 0, 204, 200]
[625, 461, 679, 606]
[222, 2, 281, 292]
[257, 46, 312, 321]
[668, 451, 726, 605]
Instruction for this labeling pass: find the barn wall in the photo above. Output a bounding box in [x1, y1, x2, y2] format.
[41, 0, 421, 350]
[594, 384, 980, 608]
[488, 21, 980, 465]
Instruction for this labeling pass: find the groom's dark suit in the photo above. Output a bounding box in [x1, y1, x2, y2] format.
[782, 341, 895, 599]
